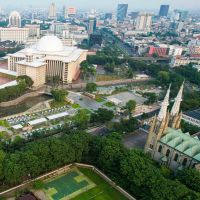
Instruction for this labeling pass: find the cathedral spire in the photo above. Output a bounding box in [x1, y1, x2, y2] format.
[171, 82, 184, 116]
[157, 84, 171, 121]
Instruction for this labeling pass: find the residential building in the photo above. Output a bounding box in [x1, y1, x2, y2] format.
[67, 7, 76, 18]
[48, 2, 56, 19]
[136, 13, 152, 32]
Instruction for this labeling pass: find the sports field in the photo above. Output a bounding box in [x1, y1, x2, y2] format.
[44, 168, 96, 200]
[72, 168, 128, 200]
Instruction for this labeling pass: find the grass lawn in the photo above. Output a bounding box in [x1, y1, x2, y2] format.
[95, 98, 105, 103]
[72, 104, 81, 109]
[96, 75, 122, 82]
[50, 100, 69, 108]
[0, 120, 10, 128]
[104, 102, 115, 107]
[72, 168, 128, 200]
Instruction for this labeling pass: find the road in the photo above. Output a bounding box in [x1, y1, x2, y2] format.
[66, 78, 152, 89]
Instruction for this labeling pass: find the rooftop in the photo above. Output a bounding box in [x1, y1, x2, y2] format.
[160, 127, 200, 161]
[184, 109, 200, 121]
[16, 60, 46, 68]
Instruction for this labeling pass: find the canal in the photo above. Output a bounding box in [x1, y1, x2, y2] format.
[0, 94, 52, 118]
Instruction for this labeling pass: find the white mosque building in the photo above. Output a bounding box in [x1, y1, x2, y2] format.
[8, 35, 87, 87]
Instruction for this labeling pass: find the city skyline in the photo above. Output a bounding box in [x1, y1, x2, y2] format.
[0, 0, 200, 11]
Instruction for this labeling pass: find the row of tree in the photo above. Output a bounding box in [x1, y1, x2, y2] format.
[1, 130, 200, 199]
[0, 76, 33, 103]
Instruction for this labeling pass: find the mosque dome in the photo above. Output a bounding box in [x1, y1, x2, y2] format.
[36, 36, 64, 52]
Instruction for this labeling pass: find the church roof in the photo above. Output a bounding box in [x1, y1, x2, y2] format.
[160, 127, 200, 161]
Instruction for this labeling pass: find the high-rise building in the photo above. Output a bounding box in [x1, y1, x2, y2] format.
[67, 7, 76, 18]
[105, 13, 112, 20]
[159, 5, 169, 17]
[117, 4, 128, 21]
[88, 17, 97, 35]
[136, 13, 153, 32]
[9, 11, 21, 28]
[48, 2, 56, 19]
[179, 10, 188, 21]
[173, 10, 188, 21]
[62, 5, 66, 18]
[129, 12, 139, 19]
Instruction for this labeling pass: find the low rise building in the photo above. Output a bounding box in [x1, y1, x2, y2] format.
[182, 109, 200, 128]
[25, 24, 40, 38]
[170, 57, 200, 67]
[0, 27, 29, 43]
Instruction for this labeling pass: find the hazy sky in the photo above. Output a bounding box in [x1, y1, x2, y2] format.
[1, 0, 200, 11]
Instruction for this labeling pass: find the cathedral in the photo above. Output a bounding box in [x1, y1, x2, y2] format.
[145, 83, 200, 171]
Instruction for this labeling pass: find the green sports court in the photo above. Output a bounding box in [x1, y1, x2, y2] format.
[44, 168, 96, 200]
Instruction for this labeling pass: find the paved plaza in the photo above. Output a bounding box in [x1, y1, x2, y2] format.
[107, 91, 146, 107]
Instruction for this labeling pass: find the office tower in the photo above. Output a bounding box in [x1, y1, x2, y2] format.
[159, 5, 169, 17]
[136, 13, 152, 32]
[9, 11, 21, 28]
[48, 2, 56, 19]
[88, 17, 97, 35]
[129, 12, 139, 19]
[179, 10, 188, 21]
[176, 21, 184, 33]
[117, 4, 128, 21]
[173, 10, 188, 21]
[62, 5, 66, 18]
[105, 13, 112, 20]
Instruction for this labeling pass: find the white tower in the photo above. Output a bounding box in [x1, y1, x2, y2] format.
[9, 11, 21, 28]
[48, 2, 56, 19]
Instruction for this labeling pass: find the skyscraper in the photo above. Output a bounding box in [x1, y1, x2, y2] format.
[67, 7, 76, 18]
[159, 5, 169, 17]
[9, 11, 21, 28]
[88, 17, 97, 35]
[48, 2, 56, 19]
[136, 13, 153, 32]
[117, 4, 128, 21]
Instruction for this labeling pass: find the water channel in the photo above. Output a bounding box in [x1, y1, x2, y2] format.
[0, 94, 52, 118]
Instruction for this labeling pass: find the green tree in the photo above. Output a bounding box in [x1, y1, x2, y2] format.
[86, 82, 97, 93]
[51, 89, 68, 102]
[72, 109, 90, 130]
[32, 180, 44, 190]
[17, 75, 34, 87]
[124, 100, 136, 118]
[157, 71, 170, 85]
[177, 169, 200, 193]
[90, 108, 114, 124]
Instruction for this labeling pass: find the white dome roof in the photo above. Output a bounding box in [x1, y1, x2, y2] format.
[10, 11, 21, 17]
[36, 36, 64, 52]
